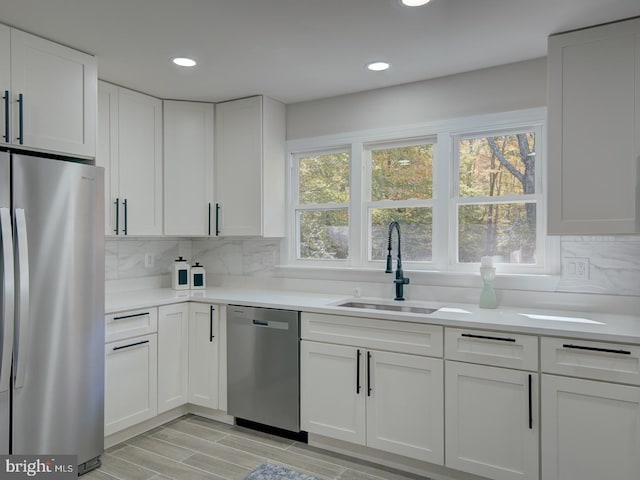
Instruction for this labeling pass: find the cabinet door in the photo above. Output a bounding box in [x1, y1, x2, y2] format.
[104, 334, 157, 436]
[0, 25, 9, 146]
[367, 351, 443, 464]
[158, 304, 189, 414]
[547, 19, 640, 234]
[97, 81, 119, 236]
[163, 100, 214, 236]
[445, 361, 538, 480]
[300, 341, 366, 445]
[215, 96, 262, 236]
[542, 374, 640, 480]
[188, 303, 219, 409]
[10, 28, 96, 158]
[117, 87, 162, 236]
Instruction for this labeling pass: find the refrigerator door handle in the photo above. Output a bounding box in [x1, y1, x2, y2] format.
[0, 208, 15, 393]
[13, 208, 29, 389]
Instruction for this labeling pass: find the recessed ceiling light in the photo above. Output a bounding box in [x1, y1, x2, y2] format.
[401, 0, 431, 6]
[367, 61, 390, 71]
[172, 57, 197, 67]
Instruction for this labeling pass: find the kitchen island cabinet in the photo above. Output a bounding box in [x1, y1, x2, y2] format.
[1, 24, 96, 158]
[214, 95, 285, 237]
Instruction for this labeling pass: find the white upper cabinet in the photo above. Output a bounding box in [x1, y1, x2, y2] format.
[547, 17, 640, 234]
[214, 95, 285, 237]
[0, 25, 9, 146]
[163, 100, 215, 236]
[1, 26, 96, 158]
[97, 81, 163, 236]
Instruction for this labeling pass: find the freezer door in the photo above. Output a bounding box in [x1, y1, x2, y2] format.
[0, 152, 10, 454]
[11, 154, 104, 464]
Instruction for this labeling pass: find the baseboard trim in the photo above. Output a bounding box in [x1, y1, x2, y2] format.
[104, 404, 230, 449]
[308, 434, 485, 480]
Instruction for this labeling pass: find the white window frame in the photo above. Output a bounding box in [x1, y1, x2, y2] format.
[285, 108, 559, 275]
[449, 125, 548, 274]
[362, 136, 437, 269]
[289, 147, 351, 266]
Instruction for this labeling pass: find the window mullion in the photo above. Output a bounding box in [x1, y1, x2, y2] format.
[433, 132, 451, 271]
[349, 142, 363, 266]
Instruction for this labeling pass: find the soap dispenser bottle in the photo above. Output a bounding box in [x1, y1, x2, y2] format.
[172, 257, 191, 290]
[191, 262, 206, 290]
[479, 256, 498, 309]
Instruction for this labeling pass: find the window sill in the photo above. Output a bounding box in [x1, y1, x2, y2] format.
[274, 264, 561, 292]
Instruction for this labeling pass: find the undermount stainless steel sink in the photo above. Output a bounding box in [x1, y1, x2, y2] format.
[338, 301, 439, 315]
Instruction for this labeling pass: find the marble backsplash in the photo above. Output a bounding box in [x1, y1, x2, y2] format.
[106, 235, 640, 297]
[105, 237, 281, 281]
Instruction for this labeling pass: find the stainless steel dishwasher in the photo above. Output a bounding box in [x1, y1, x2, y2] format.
[227, 305, 301, 433]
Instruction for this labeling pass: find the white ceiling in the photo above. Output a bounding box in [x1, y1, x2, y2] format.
[1, 0, 639, 104]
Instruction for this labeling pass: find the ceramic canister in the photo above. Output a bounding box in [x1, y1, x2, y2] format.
[172, 256, 191, 290]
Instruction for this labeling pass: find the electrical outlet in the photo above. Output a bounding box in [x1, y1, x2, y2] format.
[562, 257, 590, 280]
[144, 252, 155, 269]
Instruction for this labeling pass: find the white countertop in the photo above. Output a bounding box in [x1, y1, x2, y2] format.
[106, 287, 640, 344]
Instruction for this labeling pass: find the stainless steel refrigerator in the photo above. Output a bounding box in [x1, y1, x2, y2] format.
[0, 151, 104, 474]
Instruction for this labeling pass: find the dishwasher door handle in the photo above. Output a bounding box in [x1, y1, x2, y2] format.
[250, 319, 290, 330]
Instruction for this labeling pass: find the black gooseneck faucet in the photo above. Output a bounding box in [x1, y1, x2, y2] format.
[385, 221, 409, 301]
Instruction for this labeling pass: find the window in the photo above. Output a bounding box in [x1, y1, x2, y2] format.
[287, 109, 550, 273]
[365, 139, 434, 264]
[453, 128, 543, 269]
[293, 150, 350, 261]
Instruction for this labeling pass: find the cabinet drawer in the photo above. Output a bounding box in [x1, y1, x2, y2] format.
[541, 337, 640, 385]
[301, 312, 443, 357]
[445, 328, 538, 371]
[106, 307, 158, 342]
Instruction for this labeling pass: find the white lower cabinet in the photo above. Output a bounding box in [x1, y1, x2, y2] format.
[158, 304, 189, 414]
[188, 303, 219, 409]
[300, 340, 444, 464]
[445, 361, 539, 480]
[104, 333, 158, 436]
[541, 374, 640, 480]
[300, 341, 365, 445]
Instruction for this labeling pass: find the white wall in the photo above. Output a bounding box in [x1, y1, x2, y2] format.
[286, 58, 547, 140]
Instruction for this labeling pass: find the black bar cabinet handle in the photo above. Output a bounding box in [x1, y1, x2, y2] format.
[114, 198, 120, 235]
[215, 203, 220, 236]
[113, 312, 149, 321]
[461, 333, 516, 343]
[17, 93, 23, 144]
[356, 349, 361, 394]
[2, 90, 8, 142]
[367, 351, 372, 397]
[210, 306, 215, 342]
[562, 344, 631, 355]
[113, 340, 149, 351]
[123, 199, 128, 235]
[528, 374, 533, 430]
[208, 202, 212, 236]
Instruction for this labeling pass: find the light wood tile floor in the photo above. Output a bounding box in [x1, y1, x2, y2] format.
[85, 415, 431, 480]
